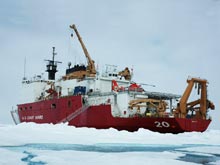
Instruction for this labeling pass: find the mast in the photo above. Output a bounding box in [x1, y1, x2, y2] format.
[45, 47, 62, 80]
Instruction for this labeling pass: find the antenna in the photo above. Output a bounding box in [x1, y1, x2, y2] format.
[140, 83, 156, 87]
[23, 57, 27, 80]
[52, 47, 56, 62]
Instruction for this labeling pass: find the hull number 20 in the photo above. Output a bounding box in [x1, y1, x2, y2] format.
[154, 121, 170, 128]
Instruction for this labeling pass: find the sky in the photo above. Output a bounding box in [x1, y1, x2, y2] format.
[0, 0, 220, 129]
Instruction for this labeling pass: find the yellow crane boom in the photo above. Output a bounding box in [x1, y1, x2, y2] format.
[70, 24, 96, 77]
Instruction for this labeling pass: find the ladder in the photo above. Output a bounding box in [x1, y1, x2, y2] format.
[10, 109, 21, 125]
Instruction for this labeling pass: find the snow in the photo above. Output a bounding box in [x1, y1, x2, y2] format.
[0, 123, 220, 164]
[0, 123, 219, 146]
[0, 149, 26, 165]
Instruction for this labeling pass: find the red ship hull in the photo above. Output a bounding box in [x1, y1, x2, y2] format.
[17, 95, 211, 133]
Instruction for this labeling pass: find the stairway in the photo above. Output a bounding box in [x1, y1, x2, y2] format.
[58, 104, 89, 123]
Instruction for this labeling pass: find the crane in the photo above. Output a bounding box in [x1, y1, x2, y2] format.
[69, 24, 96, 78]
[118, 67, 131, 80]
[174, 77, 215, 119]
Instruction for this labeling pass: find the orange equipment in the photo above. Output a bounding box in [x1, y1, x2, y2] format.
[129, 99, 167, 117]
[118, 67, 131, 80]
[175, 77, 215, 119]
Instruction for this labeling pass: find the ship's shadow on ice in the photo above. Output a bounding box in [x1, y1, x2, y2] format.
[1, 143, 220, 165]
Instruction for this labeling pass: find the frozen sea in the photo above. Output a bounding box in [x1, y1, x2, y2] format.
[0, 123, 220, 165]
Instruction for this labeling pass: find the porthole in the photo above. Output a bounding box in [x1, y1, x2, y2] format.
[51, 103, 56, 109]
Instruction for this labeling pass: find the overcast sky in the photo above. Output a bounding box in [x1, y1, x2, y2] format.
[0, 0, 220, 129]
